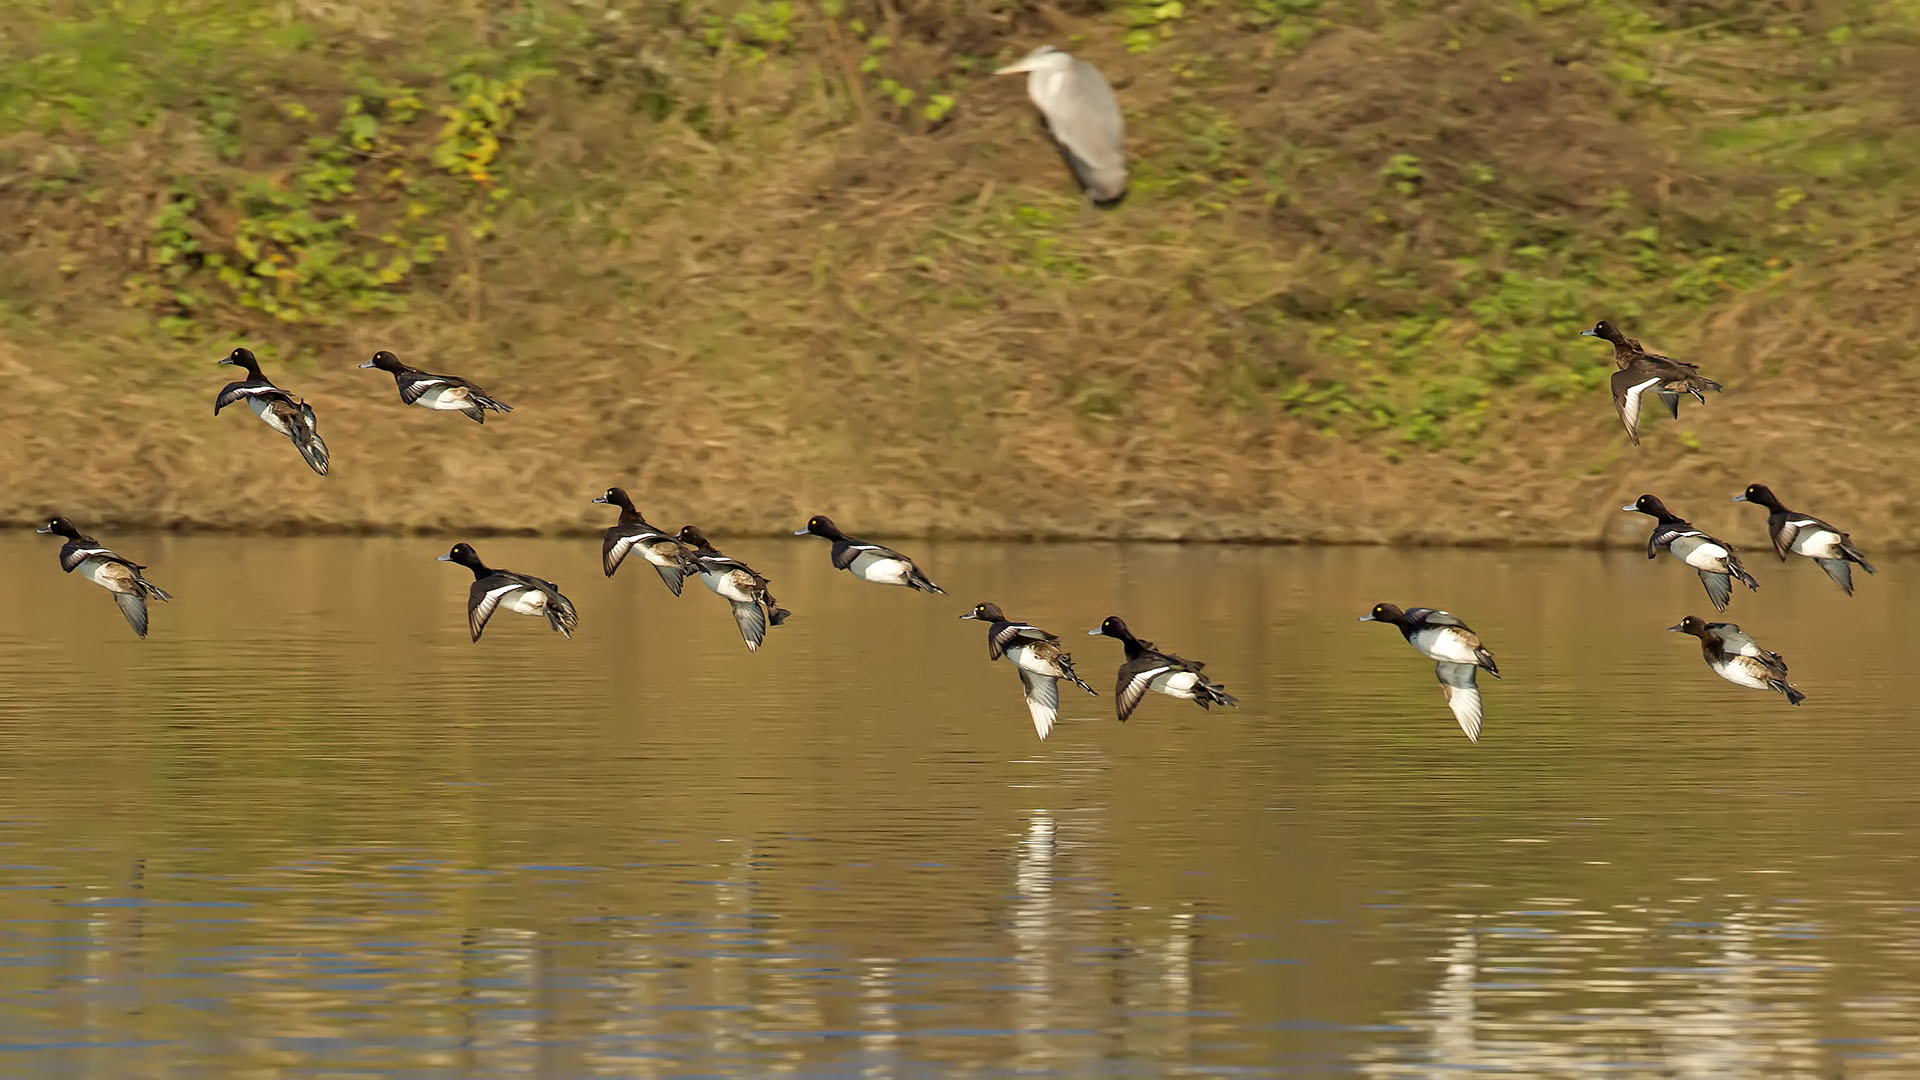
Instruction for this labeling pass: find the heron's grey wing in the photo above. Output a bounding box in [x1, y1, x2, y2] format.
[1039, 60, 1127, 202]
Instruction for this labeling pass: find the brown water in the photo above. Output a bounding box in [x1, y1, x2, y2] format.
[1, 533, 1917, 1076]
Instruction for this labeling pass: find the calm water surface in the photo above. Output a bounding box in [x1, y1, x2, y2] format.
[1, 534, 1916, 1077]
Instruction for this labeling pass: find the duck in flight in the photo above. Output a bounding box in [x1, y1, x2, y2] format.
[592, 487, 694, 595]
[676, 526, 791, 653]
[213, 347, 330, 475]
[1358, 603, 1500, 742]
[1086, 616, 1237, 724]
[1623, 494, 1757, 612]
[1668, 616, 1805, 705]
[960, 602, 1097, 741]
[437, 542, 579, 642]
[1731, 483, 1876, 596]
[1580, 321, 1723, 446]
[794, 515, 945, 595]
[358, 350, 513, 424]
[36, 516, 174, 638]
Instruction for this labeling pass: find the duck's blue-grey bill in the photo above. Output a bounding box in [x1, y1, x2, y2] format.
[1620, 504, 1638, 512]
[792, 528, 810, 535]
[589, 496, 607, 504]
[1579, 328, 1598, 337]
[1730, 493, 1748, 502]
[1356, 613, 1376, 622]
[356, 359, 377, 368]
[958, 612, 979, 620]
[436, 554, 453, 561]
[1665, 623, 1685, 632]
[1086, 629, 1103, 635]
[33, 525, 52, 534]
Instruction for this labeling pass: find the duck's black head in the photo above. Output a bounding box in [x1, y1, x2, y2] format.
[794, 515, 845, 540]
[592, 486, 637, 513]
[1667, 615, 1711, 638]
[1622, 493, 1672, 518]
[960, 601, 1006, 623]
[1357, 602, 1407, 626]
[676, 525, 716, 551]
[217, 347, 263, 377]
[359, 350, 403, 373]
[35, 515, 80, 539]
[1580, 320, 1627, 345]
[1089, 615, 1133, 641]
[1732, 483, 1784, 511]
[437, 542, 487, 575]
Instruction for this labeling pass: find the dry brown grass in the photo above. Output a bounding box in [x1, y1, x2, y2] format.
[3, 0, 1918, 547]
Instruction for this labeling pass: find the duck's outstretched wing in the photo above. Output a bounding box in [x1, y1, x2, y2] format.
[1435, 661, 1483, 743]
[1611, 367, 1661, 446]
[830, 539, 908, 571]
[397, 372, 457, 405]
[1696, 570, 1733, 613]
[1769, 517, 1801, 561]
[1114, 656, 1172, 724]
[988, 621, 1055, 661]
[112, 591, 151, 638]
[1016, 670, 1061, 741]
[215, 381, 289, 415]
[467, 579, 520, 642]
[730, 599, 769, 652]
[602, 525, 652, 578]
[59, 542, 119, 574]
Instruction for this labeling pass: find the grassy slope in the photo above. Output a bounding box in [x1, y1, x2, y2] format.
[2, 0, 1917, 545]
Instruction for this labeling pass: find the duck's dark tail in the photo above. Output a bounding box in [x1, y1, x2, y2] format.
[1193, 678, 1239, 711]
[291, 403, 330, 475]
[1843, 541, 1877, 575]
[1475, 646, 1501, 680]
[1058, 657, 1098, 697]
[464, 393, 513, 422]
[137, 577, 173, 603]
[1728, 556, 1760, 592]
[1774, 679, 1806, 706]
[764, 594, 792, 627]
[546, 593, 579, 639]
[906, 566, 946, 595]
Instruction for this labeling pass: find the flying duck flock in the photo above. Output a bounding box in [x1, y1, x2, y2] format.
[32, 47, 1877, 745]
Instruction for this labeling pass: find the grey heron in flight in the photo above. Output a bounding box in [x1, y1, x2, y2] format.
[994, 45, 1128, 206]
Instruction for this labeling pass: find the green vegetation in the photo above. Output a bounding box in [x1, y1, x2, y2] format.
[1, 0, 1917, 542]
